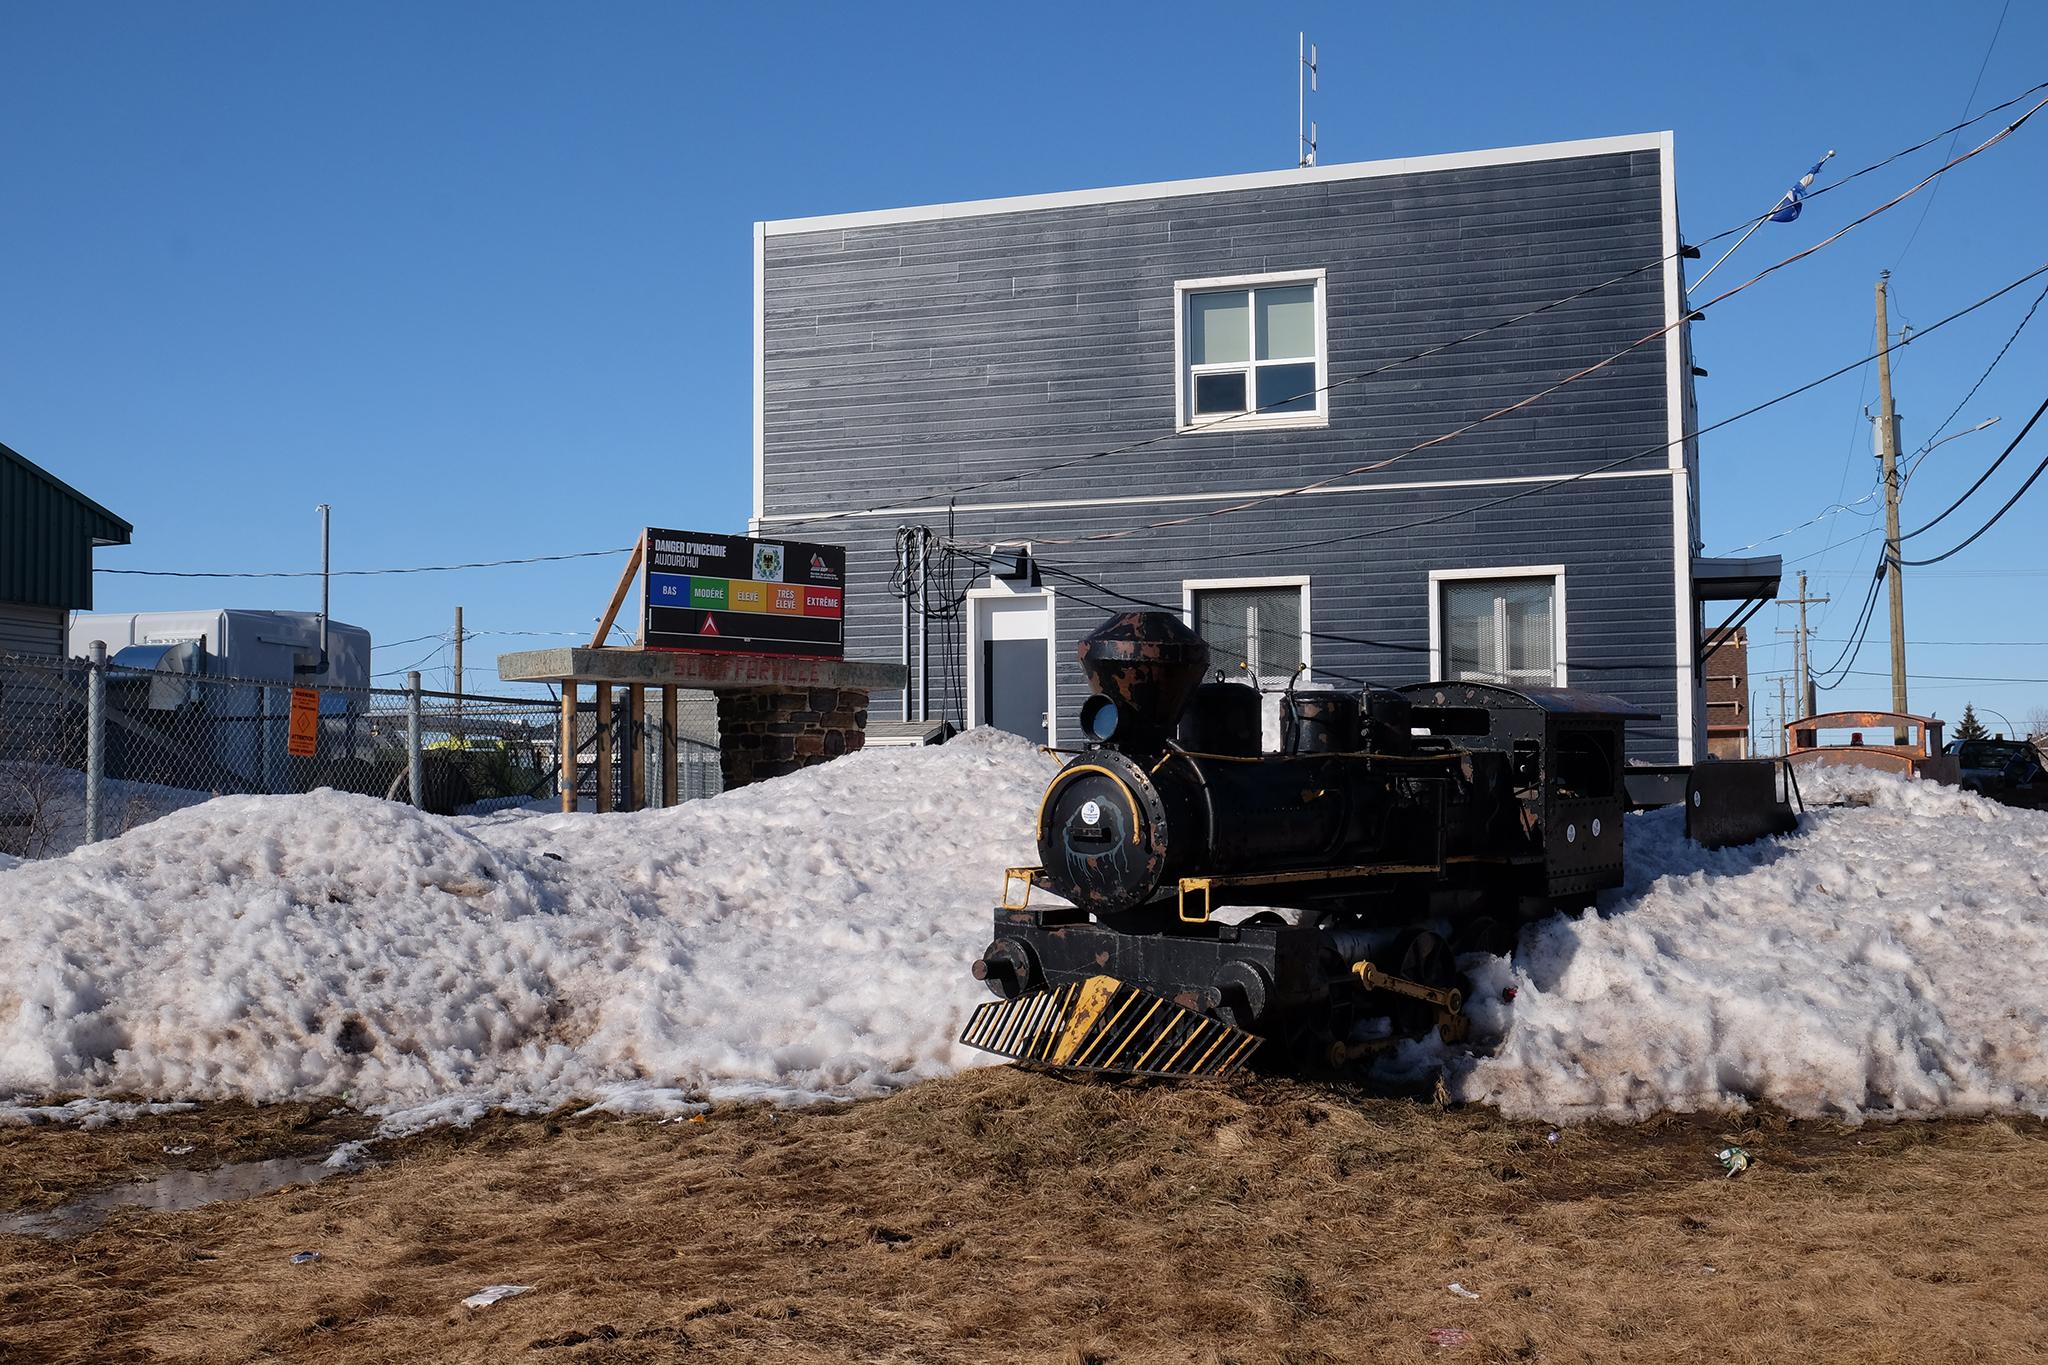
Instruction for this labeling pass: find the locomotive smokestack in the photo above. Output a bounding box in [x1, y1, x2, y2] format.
[1075, 612, 1210, 748]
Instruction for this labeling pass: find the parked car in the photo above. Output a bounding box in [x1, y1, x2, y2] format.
[1944, 738, 2048, 807]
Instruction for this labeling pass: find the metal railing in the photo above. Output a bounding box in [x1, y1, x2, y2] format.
[0, 649, 721, 860]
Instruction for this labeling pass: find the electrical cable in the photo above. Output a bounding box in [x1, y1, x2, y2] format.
[1713, 489, 1881, 555]
[1896, 401, 2048, 566]
[99, 546, 634, 580]
[1022, 554, 1661, 677]
[1914, 277, 2048, 455]
[373, 637, 450, 679]
[1899, 391, 2048, 542]
[1893, 0, 2014, 269]
[369, 631, 446, 651]
[1022, 262, 2048, 568]
[1020, 101, 2048, 550]
[765, 84, 2048, 538]
[1809, 554, 1889, 687]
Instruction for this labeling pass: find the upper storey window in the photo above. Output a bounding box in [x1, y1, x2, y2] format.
[1175, 270, 1328, 432]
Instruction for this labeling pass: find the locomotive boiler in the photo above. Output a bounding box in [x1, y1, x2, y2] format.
[959, 610, 1798, 1080]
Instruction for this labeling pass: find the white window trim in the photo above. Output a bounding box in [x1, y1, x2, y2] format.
[1173, 270, 1329, 434]
[1182, 575, 1313, 685]
[1427, 565, 1568, 687]
[964, 580, 1059, 747]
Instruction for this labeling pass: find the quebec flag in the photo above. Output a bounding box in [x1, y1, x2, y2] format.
[1768, 153, 1834, 223]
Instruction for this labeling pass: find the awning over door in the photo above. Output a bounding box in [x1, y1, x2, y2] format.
[1694, 554, 1782, 667]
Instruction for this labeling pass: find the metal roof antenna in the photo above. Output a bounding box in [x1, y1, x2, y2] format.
[1298, 33, 1319, 167]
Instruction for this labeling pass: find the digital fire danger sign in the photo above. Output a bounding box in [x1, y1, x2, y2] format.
[641, 528, 847, 659]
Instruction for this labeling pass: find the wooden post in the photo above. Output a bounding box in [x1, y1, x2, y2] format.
[558, 682, 577, 814]
[595, 686, 614, 813]
[627, 685, 647, 811]
[590, 532, 647, 648]
[661, 687, 679, 808]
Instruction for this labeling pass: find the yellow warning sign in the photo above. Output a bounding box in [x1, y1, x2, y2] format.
[287, 688, 320, 758]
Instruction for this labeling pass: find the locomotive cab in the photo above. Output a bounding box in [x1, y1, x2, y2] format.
[1400, 682, 1649, 906]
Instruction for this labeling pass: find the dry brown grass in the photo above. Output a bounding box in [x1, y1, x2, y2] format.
[3, 1068, 2047, 1363]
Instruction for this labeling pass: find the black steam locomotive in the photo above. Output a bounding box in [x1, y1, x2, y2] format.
[959, 611, 1797, 1079]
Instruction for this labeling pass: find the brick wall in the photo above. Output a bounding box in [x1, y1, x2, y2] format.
[716, 687, 871, 788]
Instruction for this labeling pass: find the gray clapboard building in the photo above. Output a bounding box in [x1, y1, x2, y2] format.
[753, 132, 1770, 763]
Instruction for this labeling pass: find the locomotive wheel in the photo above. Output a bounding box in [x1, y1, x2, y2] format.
[1453, 915, 1517, 959]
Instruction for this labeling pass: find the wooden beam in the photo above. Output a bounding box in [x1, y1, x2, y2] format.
[595, 686, 614, 813]
[590, 532, 647, 649]
[627, 685, 647, 811]
[559, 683, 577, 813]
[661, 687, 679, 808]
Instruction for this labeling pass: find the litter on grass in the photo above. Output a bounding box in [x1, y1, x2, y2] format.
[1448, 1282, 1481, 1300]
[290, 1251, 321, 1265]
[1718, 1145, 1754, 1177]
[462, 1284, 534, 1309]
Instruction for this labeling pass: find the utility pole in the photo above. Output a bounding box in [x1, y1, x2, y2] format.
[1778, 570, 1830, 718]
[453, 605, 465, 702]
[1776, 675, 1790, 757]
[1874, 274, 1909, 734]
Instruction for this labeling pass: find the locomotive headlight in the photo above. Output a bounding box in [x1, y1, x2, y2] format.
[1080, 694, 1121, 743]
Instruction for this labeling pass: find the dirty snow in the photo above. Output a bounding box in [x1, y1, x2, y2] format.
[0, 730, 1054, 1131]
[2, 733, 2046, 1129]
[1439, 764, 2048, 1123]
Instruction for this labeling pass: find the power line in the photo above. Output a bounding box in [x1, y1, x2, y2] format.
[369, 631, 446, 651]
[1037, 262, 2048, 568]
[1896, 394, 2048, 566]
[373, 638, 449, 679]
[1915, 277, 2048, 454]
[1842, 668, 2048, 685]
[1810, 552, 1888, 686]
[1755, 635, 2048, 647]
[770, 83, 2048, 537]
[98, 546, 634, 580]
[1899, 391, 2048, 542]
[1730, 277, 2048, 561]
[997, 103, 2048, 551]
[1714, 489, 1882, 555]
[1893, 0, 2014, 268]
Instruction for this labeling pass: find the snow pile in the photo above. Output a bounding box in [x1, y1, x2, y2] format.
[4, 730, 2046, 1130]
[1447, 765, 2048, 1122]
[0, 732, 1055, 1130]
[0, 764, 214, 860]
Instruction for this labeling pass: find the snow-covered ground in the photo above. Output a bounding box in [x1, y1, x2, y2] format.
[0, 732, 1054, 1131]
[1, 734, 2044, 1130]
[1438, 764, 2048, 1123]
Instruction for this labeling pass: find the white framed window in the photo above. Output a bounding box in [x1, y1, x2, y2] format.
[1428, 567, 1567, 687]
[1173, 270, 1328, 432]
[1183, 577, 1311, 687]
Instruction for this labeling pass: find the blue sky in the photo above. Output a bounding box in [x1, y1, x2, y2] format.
[3, 2, 2043, 736]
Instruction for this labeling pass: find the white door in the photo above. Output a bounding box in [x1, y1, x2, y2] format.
[970, 591, 1055, 746]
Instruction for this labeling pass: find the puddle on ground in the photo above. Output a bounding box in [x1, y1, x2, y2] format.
[1, 1148, 366, 1240]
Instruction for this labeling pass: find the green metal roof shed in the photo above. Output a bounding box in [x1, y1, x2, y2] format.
[1, 442, 132, 612]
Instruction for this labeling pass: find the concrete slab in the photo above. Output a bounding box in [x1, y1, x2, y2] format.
[497, 646, 906, 694]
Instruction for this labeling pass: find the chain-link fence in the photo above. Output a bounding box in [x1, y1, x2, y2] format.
[0, 650, 721, 860]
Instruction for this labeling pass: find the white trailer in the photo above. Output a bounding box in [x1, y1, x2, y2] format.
[68, 609, 370, 687]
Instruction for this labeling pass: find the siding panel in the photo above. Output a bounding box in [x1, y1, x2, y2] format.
[760, 148, 1688, 760]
